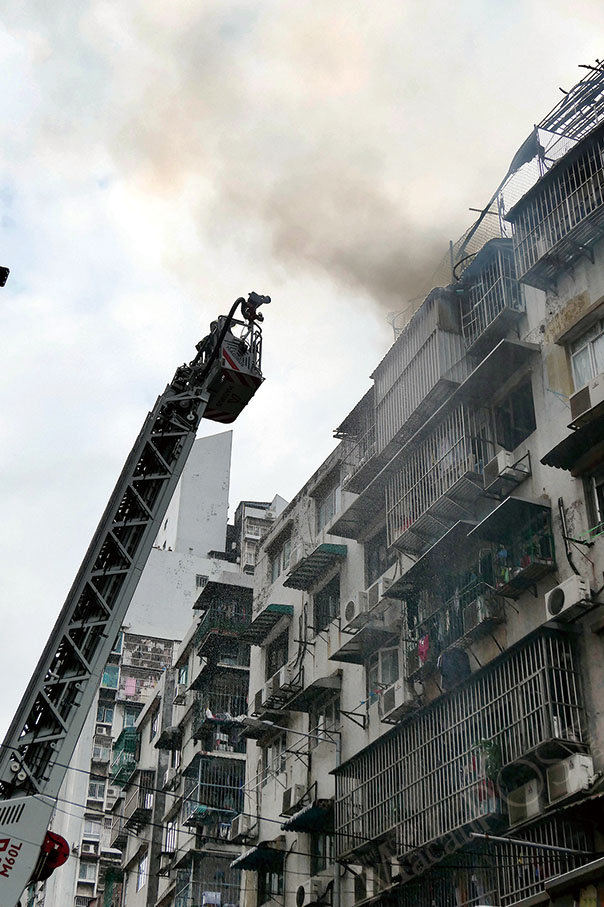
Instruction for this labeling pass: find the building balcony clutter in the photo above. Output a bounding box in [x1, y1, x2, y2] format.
[507, 123, 604, 291]
[336, 631, 585, 867]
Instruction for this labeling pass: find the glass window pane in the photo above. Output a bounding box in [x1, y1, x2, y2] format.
[572, 345, 593, 389]
[592, 330, 604, 375]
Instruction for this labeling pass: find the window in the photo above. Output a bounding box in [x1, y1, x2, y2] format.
[258, 867, 284, 905]
[196, 573, 208, 590]
[584, 469, 604, 538]
[494, 379, 536, 451]
[83, 818, 101, 839]
[365, 526, 396, 588]
[111, 632, 123, 654]
[101, 664, 119, 689]
[571, 317, 604, 389]
[78, 861, 96, 881]
[313, 574, 340, 633]
[96, 704, 114, 725]
[310, 832, 333, 876]
[244, 540, 257, 566]
[316, 480, 341, 533]
[178, 664, 188, 686]
[261, 733, 287, 785]
[265, 629, 289, 680]
[87, 780, 105, 801]
[164, 820, 177, 854]
[309, 695, 340, 746]
[150, 710, 159, 741]
[170, 747, 181, 770]
[136, 852, 148, 891]
[270, 536, 292, 583]
[367, 647, 400, 703]
[124, 707, 139, 728]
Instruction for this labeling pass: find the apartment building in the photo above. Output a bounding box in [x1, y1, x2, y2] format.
[235, 63, 604, 907]
[104, 497, 284, 907]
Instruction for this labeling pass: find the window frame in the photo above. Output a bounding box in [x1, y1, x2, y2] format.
[313, 573, 340, 633]
[571, 317, 604, 390]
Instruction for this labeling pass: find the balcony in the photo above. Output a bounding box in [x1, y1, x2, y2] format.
[194, 601, 252, 657]
[386, 404, 494, 554]
[405, 581, 505, 682]
[336, 630, 585, 866]
[182, 756, 244, 817]
[460, 238, 525, 357]
[123, 770, 154, 830]
[468, 497, 556, 598]
[109, 728, 138, 787]
[109, 805, 127, 850]
[507, 124, 604, 291]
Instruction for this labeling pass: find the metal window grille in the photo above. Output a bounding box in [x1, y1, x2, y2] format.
[511, 129, 604, 281]
[175, 856, 241, 907]
[385, 404, 494, 549]
[336, 632, 583, 863]
[182, 756, 245, 817]
[462, 244, 525, 348]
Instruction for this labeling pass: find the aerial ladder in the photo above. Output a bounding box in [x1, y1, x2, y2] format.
[0, 292, 271, 906]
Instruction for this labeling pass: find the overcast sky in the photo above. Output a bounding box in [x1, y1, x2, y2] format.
[1, 2, 603, 737]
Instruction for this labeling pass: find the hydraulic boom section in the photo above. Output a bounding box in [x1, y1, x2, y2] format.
[0, 293, 269, 906]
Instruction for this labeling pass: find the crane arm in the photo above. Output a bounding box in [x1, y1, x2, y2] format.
[0, 294, 268, 906]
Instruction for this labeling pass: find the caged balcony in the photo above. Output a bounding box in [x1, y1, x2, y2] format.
[507, 124, 604, 291]
[405, 581, 505, 682]
[460, 238, 525, 357]
[336, 631, 585, 867]
[109, 728, 138, 787]
[386, 404, 495, 554]
[123, 770, 154, 831]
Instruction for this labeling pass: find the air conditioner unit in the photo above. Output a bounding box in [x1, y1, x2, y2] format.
[507, 779, 544, 825]
[295, 877, 324, 907]
[545, 575, 590, 622]
[378, 682, 415, 723]
[547, 754, 594, 804]
[271, 662, 297, 695]
[366, 577, 396, 614]
[482, 450, 514, 488]
[342, 591, 370, 630]
[95, 724, 111, 736]
[253, 688, 265, 715]
[230, 813, 257, 842]
[81, 842, 97, 854]
[288, 545, 305, 573]
[282, 784, 307, 816]
[201, 892, 221, 906]
[173, 683, 187, 705]
[570, 371, 604, 427]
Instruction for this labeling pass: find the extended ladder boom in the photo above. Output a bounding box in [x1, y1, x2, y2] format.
[0, 294, 268, 906]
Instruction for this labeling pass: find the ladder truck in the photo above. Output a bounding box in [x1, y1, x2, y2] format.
[0, 292, 271, 907]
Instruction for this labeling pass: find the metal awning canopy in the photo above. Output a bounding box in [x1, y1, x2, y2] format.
[468, 496, 551, 542]
[541, 412, 604, 473]
[154, 725, 182, 751]
[286, 673, 341, 712]
[231, 842, 285, 871]
[329, 620, 398, 664]
[284, 544, 347, 590]
[389, 521, 477, 597]
[281, 799, 334, 833]
[240, 603, 294, 645]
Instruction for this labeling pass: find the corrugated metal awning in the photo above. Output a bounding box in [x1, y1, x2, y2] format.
[389, 521, 476, 596]
[286, 672, 341, 712]
[541, 412, 604, 473]
[468, 496, 551, 542]
[230, 843, 285, 871]
[280, 799, 334, 833]
[240, 603, 294, 645]
[284, 544, 347, 591]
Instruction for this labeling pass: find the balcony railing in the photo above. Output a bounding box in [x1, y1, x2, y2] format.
[195, 604, 252, 655]
[386, 405, 494, 553]
[109, 728, 138, 786]
[508, 127, 604, 290]
[123, 771, 154, 829]
[182, 762, 244, 818]
[342, 423, 377, 491]
[405, 581, 504, 681]
[109, 808, 127, 850]
[394, 818, 592, 907]
[461, 240, 525, 354]
[174, 860, 242, 907]
[336, 631, 584, 864]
